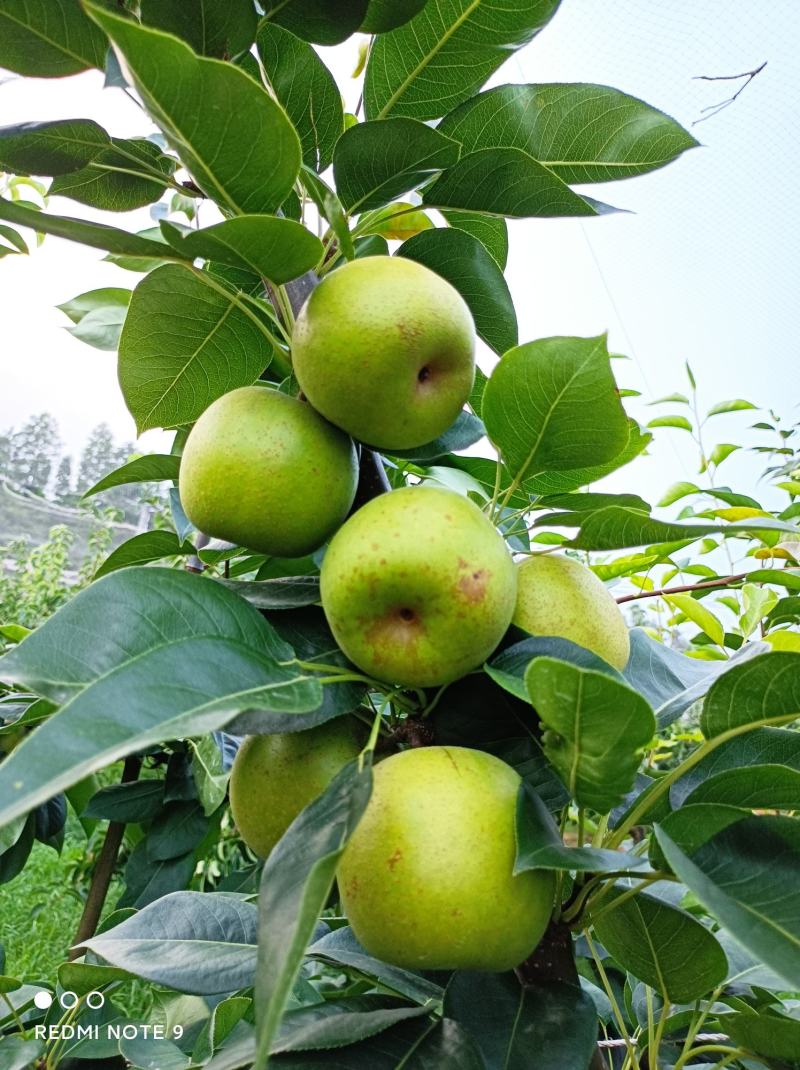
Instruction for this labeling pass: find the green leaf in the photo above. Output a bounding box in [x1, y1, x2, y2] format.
[160, 217, 323, 285]
[49, 137, 175, 212]
[260, 1019, 483, 1070]
[300, 167, 355, 262]
[398, 228, 516, 355]
[67, 305, 127, 351]
[488, 635, 624, 703]
[191, 736, 230, 817]
[139, 0, 257, 58]
[254, 759, 373, 1066]
[0, 1035, 45, 1070]
[592, 888, 728, 1002]
[521, 421, 652, 496]
[525, 658, 656, 813]
[83, 453, 180, 499]
[424, 147, 618, 218]
[81, 891, 258, 994]
[445, 971, 598, 1070]
[0, 0, 106, 77]
[722, 1009, 800, 1063]
[647, 414, 693, 432]
[709, 442, 739, 468]
[120, 841, 196, 909]
[387, 410, 485, 462]
[121, 1036, 192, 1070]
[84, 779, 166, 823]
[707, 398, 758, 416]
[334, 118, 460, 214]
[0, 118, 109, 175]
[0, 568, 321, 829]
[563, 507, 800, 552]
[274, 1001, 432, 1054]
[672, 726, 800, 808]
[516, 785, 648, 873]
[655, 816, 800, 989]
[700, 650, 800, 738]
[93, 530, 193, 578]
[257, 23, 343, 172]
[147, 800, 208, 860]
[57, 960, 134, 995]
[0, 196, 184, 259]
[118, 264, 275, 433]
[739, 583, 779, 639]
[263, 0, 370, 46]
[58, 285, 131, 324]
[218, 577, 321, 611]
[0, 223, 28, 256]
[86, 3, 301, 215]
[648, 803, 747, 872]
[308, 926, 444, 1007]
[684, 765, 800, 809]
[620, 629, 765, 731]
[439, 83, 698, 182]
[441, 210, 508, 269]
[361, 0, 429, 33]
[365, 0, 560, 120]
[657, 481, 700, 507]
[665, 592, 725, 647]
[482, 334, 629, 481]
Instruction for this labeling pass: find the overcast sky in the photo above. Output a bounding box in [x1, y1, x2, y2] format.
[1, 0, 797, 508]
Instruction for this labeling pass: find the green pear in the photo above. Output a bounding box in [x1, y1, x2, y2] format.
[513, 554, 630, 670]
[320, 485, 516, 687]
[338, 746, 555, 971]
[360, 0, 429, 33]
[292, 257, 475, 450]
[179, 386, 358, 558]
[229, 718, 362, 859]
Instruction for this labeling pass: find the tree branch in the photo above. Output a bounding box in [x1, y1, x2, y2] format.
[69, 756, 141, 958]
[692, 61, 767, 124]
[616, 572, 748, 604]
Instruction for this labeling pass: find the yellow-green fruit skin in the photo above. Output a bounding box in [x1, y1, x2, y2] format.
[338, 747, 555, 971]
[179, 386, 358, 558]
[320, 486, 516, 687]
[291, 257, 475, 450]
[513, 554, 630, 670]
[229, 719, 362, 859]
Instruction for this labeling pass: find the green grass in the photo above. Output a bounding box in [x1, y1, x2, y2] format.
[0, 815, 125, 985]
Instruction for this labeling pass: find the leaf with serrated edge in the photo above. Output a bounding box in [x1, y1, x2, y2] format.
[365, 0, 561, 121]
[118, 264, 274, 433]
[483, 335, 629, 481]
[525, 658, 655, 813]
[86, 3, 301, 215]
[655, 817, 800, 989]
[438, 83, 698, 182]
[0, 568, 320, 828]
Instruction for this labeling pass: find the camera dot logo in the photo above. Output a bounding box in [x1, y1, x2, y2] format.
[32, 990, 106, 1011]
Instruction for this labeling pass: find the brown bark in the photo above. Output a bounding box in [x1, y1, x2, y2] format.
[69, 756, 141, 959]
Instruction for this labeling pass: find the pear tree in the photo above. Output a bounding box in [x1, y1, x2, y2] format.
[0, 3, 799, 1070]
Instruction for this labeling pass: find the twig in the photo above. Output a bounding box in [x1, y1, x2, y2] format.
[616, 572, 748, 604]
[692, 61, 767, 124]
[69, 756, 141, 959]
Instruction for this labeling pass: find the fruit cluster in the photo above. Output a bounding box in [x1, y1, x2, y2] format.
[179, 255, 630, 971]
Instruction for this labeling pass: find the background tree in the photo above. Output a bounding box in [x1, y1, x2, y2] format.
[5, 412, 61, 495]
[52, 455, 74, 505]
